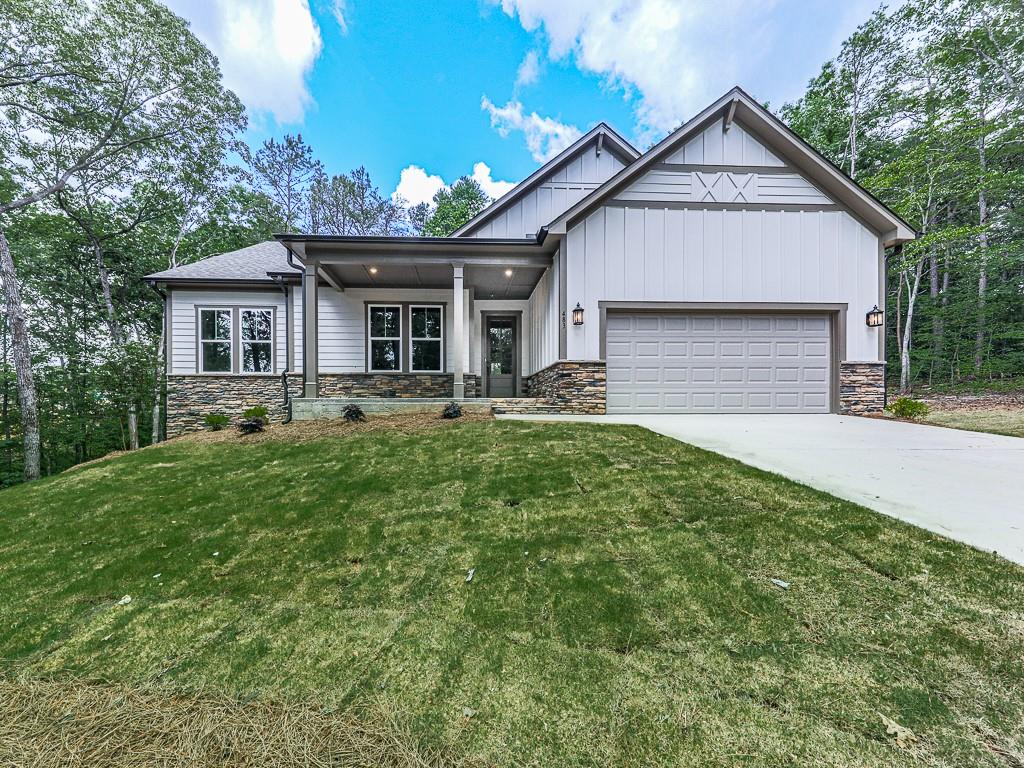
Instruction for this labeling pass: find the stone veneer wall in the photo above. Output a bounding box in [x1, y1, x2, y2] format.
[525, 360, 607, 414]
[839, 362, 886, 415]
[166, 373, 478, 436]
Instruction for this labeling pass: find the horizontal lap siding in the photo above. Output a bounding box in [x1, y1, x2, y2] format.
[566, 206, 881, 362]
[295, 287, 460, 373]
[471, 299, 531, 377]
[170, 289, 287, 375]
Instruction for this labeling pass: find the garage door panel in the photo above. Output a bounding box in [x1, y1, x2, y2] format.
[606, 311, 831, 414]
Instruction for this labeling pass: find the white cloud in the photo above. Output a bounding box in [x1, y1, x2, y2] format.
[480, 96, 582, 163]
[493, 0, 776, 142]
[392, 165, 447, 206]
[331, 0, 349, 33]
[163, 0, 322, 124]
[471, 162, 517, 200]
[391, 162, 516, 207]
[515, 50, 541, 88]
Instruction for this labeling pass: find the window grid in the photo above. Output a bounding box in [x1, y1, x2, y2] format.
[368, 304, 402, 372]
[409, 305, 444, 372]
[199, 308, 232, 373]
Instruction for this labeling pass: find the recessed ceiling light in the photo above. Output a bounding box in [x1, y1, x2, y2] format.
[368, 267, 378, 275]
[504, 268, 513, 277]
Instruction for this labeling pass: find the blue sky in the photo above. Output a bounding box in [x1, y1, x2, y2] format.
[164, 0, 886, 205]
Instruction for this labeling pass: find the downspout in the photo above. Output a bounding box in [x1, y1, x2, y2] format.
[270, 273, 293, 422]
[281, 243, 305, 423]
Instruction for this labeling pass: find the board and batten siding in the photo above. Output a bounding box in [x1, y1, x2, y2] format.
[526, 256, 560, 375]
[666, 117, 785, 166]
[169, 289, 287, 374]
[467, 145, 627, 239]
[293, 287, 470, 373]
[564, 205, 882, 362]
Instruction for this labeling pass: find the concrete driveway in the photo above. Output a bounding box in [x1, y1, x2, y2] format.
[499, 413, 1024, 565]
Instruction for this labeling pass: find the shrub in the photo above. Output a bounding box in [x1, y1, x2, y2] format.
[441, 401, 462, 419]
[204, 413, 229, 431]
[243, 405, 269, 424]
[238, 419, 264, 435]
[342, 404, 366, 423]
[887, 397, 930, 420]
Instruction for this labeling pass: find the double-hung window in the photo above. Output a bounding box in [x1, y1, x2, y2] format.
[240, 309, 273, 373]
[410, 305, 443, 372]
[368, 305, 402, 371]
[200, 308, 232, 373]
[198, 306, 275, 374]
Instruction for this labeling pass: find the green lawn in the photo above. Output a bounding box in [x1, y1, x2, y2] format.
[1, 417, 1023, 767]
[921, 408, 1024, 438]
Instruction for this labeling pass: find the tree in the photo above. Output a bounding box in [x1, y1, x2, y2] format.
[0, 0, 243, 478]
[422, 177, 490, 236]
[248, 135, 321, 232]
[309, 166, 409, 236]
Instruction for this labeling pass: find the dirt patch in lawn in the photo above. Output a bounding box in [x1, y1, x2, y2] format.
[918, 391, 1024, 411]
[0, 677, 472, 768]
[173, 409, 495, 446]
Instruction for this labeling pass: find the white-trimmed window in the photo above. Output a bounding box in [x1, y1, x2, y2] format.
[240, 309, 273, 373]
[410, 305, 443, 372]
[368, 304, 402, 371]
[199, 308, 232, 373]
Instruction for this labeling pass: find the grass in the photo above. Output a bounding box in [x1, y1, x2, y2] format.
[920, 408, 1024, 438]
[1, 416, 1023, 767]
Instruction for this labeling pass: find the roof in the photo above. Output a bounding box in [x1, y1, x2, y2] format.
[546, 87, 917, 247]
[451, 121, 640, 237]
[144, 241, 299, 284]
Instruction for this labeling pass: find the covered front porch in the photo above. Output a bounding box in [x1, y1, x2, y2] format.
[276, 234, 559, 406]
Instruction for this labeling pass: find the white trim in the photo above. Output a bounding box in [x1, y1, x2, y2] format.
[367, 303, 403, 372]
[239, 307, 274, 374]
[198, 307, 233, 374]
[409, 304, 444, 373]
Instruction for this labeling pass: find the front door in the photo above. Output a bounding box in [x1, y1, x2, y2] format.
[485, 317, 516, 397]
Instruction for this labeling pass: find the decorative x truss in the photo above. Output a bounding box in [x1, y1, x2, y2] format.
[692, 172, 756, 203]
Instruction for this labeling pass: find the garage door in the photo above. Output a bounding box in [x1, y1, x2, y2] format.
[605, 313, 832, 413]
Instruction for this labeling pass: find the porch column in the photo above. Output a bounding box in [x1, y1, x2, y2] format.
[452, 263, 465, 399]
[303, 261, 318, 398]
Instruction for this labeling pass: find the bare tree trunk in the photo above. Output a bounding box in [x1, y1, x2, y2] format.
[900, 258, 925, 394]
[974, 95, 989, 376]
[93, 242, 139, 449]
[928, 250, 940, 384]
[2, 312, 11, 472]
[151, 315, 164, 444]
[0, 231, 40, 480]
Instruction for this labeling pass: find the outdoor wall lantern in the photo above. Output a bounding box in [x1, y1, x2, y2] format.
[572, 303, 585, 326]
[866, 305, 884, 327]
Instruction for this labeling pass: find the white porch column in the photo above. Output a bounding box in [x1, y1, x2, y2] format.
[452, 263, 465, 399]
[303, 261, 318, 398]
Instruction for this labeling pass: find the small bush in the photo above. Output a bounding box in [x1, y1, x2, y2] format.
[243, 405, 269, 424]
[238, 418, 264, 435]
[887, 397, 930, 420]
[204, 413, 229, 432]
[441, 401, 462, 420]
[343, 404, 366, 423]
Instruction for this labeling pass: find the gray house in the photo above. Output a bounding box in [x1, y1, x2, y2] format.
[145, 87, 916, 436]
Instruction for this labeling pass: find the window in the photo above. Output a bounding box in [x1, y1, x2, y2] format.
[200, 309, 232, 372]
[241, 309, 273, 373]
[410, 305, 443, 372]
[368, 305, 401, 371]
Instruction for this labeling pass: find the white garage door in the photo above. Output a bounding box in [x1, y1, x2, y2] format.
[605, 313, 832, 413]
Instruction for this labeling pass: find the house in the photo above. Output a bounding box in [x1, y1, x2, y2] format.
[145, 87, 916, 436]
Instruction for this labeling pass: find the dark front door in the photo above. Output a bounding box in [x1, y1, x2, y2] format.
[485, 317, 516, 397]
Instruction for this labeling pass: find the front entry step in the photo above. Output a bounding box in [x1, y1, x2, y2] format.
[490, 398, 566, 415]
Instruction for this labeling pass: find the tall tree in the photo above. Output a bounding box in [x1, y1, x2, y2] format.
[248, 135, 321, 232]
[0, 0, 243, 478]
[422, 177, 490, 237]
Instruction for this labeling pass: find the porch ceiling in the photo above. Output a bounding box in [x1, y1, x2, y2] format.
[321, 262, 547, 300]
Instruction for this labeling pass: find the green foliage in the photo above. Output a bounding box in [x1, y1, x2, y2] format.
[308, 166, 407, 235]
[242, 406, 269, 424]
[247, 134, 321, 232]
[887, 397, 931, 420]
[342, 404, 366, 423]
[422, 176, 490, 236]
[204, 413, 229, 431]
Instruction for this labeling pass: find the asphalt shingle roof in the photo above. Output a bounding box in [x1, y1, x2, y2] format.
[144, 241, 298, 283]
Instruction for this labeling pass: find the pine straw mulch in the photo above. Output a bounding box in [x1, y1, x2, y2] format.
[917, 390, 1024, 411]
[0, 677, 476, 768]
[175, 409, 495, 446]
